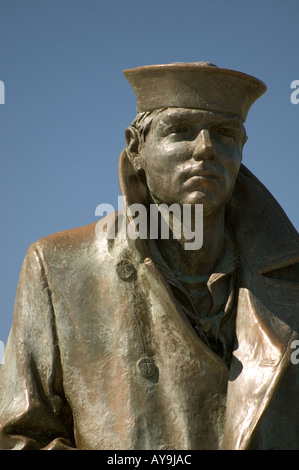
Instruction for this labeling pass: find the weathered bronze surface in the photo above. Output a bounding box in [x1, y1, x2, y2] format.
[0, 62, 299, 450]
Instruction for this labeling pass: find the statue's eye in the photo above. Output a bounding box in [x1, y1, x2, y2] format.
[170, 124, 191, 135]
[158, 123, 191, 138]
[215, 127, 235, 139]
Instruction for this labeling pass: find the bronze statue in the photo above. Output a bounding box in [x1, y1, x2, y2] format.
[0, 62, 299, 450]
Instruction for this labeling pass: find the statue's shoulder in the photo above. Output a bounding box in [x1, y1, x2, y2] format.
[34, 211, 121, 261]
[36, 221, 98, 251]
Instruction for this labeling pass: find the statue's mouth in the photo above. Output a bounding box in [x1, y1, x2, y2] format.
[183, 164, 221, 182]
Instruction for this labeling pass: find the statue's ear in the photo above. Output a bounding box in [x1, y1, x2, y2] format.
[241, 127, 248, 153]
[125, 126, 144, 174]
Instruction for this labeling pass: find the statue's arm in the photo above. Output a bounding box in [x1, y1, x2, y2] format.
[0, 243, 76, 450]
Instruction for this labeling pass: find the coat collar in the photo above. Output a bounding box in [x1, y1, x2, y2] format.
[222, 167, 299, 448]
[227, 164, 299, 274]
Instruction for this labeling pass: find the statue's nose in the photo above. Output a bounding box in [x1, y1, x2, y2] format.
[193, 129, 216, 160]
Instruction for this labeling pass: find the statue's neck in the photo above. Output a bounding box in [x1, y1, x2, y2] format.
[156, 208, 225, 279]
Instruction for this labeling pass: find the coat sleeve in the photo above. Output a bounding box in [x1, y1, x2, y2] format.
[0, 243, 76, 450]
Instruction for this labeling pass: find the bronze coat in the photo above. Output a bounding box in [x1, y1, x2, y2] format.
[0, 161, 299, 450]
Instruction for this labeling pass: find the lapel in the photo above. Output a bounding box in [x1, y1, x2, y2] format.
[223, 286, 298, 450]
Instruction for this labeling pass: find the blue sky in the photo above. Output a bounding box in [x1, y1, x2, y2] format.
[0, 0, 299, 346]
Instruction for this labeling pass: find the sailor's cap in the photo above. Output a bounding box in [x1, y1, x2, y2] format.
[123, 62, 266, 122]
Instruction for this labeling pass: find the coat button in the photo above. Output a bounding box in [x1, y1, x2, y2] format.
[116, 260, 137, 281]
[137, 357, 157, 378]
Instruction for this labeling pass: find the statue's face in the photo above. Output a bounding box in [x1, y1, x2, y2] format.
[139, 108, 245, 216]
